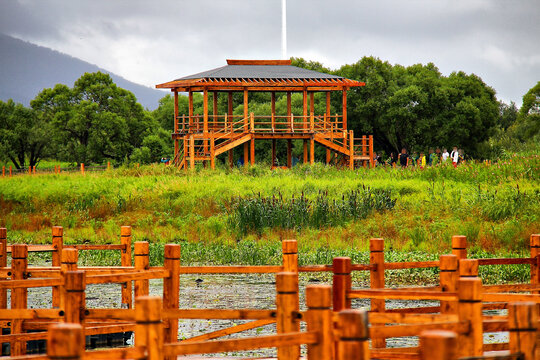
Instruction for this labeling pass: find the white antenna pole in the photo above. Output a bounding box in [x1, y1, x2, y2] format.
[281, 0, 287, 60]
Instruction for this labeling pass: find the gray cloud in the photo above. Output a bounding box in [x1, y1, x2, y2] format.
[0, 0, 538, 105]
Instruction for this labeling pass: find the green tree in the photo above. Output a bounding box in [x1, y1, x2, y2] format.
[514, 81, 540, 140]
[0, 99, 53, 169]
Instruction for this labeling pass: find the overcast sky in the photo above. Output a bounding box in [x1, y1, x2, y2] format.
[1, 0, 539, 106]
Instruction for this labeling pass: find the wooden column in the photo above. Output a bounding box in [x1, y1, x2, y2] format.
[11, 244, 28, 356]
[336, 310, 369, 360]
[310, 136, 315, 165]
[190, 134, 195, 169]
[342, 88, 347, 130]
[303, 89, 308, 130]
[188, 90, 194, 129]
[213, 91, 218, 130]
[163, 244, 180, 350]
[228, 91, 234, 168]
[136, 296, 164, 360]
[370, 238, 386, 348]
[305, 285, 334, 360]
[457, 278, 483, 357]
[282, 240, 298, 273]
[439, 255, 459, 314]
[326, 149, 331, 165]
[276, 272, 300, 360]
[210, 132, 215, 169]
[250, 115, 255, 166]
[333, 257, 351, 312]
[60, 249, 78, 309]
[509, 302, 538, 360]
[243, 88, 249, 166]
[452, 235, 467, 260]
[309, 91, 314, 131]
[349, 130, 355, 170]
[459, 259, 479, 278]
[203, 88, 209, 158]
[271, 92, 276, 132]
[326, 92, 331, 121]
[121, 226, 133, 309]
[0, 228, 6, 309]
[135, 241, 150, 297]
[272, 139, 277, 168]
[47, 323, 84, 360]
[52, 226, 64, 308]
[369, 135, 374, 168]
[64, 270, 86, 324]
[174, 90, 179, 165]
[420, 330, 458, 360]
[303, 140, 308, 163]
[530, 234, 540, 288]
[287, 140, 292, 168]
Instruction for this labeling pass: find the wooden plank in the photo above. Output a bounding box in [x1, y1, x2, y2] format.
[369, 313, 459, 324]
[163, 331, 318, 356]
[163, 309, 275, 320]
[178, 265, 282, 274]
[384, 261, 439, 270]
[83, 347, 145, 360]
[348, 289, 458, 301]
[370, 321, 467, 339]
[85, 269, 169, 284]
[182, 319, 275, 343]
[0, 309, 63, 320]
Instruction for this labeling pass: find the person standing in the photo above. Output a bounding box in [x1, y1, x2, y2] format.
[398, 148, 409, 167]
[450, 147, 459, 168]
[442, 148, 450, 162]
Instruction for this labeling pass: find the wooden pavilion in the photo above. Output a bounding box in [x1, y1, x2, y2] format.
[155, 59, 373, 170]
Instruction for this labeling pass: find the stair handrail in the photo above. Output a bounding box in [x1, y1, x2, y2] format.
[214, 116, 250, 141]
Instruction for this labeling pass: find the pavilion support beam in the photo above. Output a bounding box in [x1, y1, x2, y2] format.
[228, 91, 234, 168]
[342, 88, 347, 131]
[243, 88, 249, 167]
[271, 92, 276, 132]
[203, 88, 209, 157]
[326, 149, 331, 164]
[173, 90, 179, 166]
[310, 136, 315, 165]
[326, 92, 331, 129]
[287, 140, 292, 168]
[250, 136, 255, 166]
[272, 139, 276, 168]
[303, 140, 308, 163]
[310, 92, 314, 117]
[303, 89, 308, 130]
[287, 92, 292, 131]
[188, 90, 194, 129]
[189, 135, 195, 170]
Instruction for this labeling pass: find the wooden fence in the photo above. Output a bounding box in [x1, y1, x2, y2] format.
[0, 226, 538, 359]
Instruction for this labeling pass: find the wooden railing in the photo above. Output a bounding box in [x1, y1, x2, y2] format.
[0, 226, 538, 359]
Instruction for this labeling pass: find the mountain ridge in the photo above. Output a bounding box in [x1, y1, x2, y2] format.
[0, 33, 165, 110]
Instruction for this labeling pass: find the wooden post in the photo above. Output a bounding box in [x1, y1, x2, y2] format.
[459, 259, 478, 278]
[203, 88, 209, 156]
[33, 165, 36, 174]
[9, 166, 12, 176]
[250, 114, 255, 165]
[276, 272, 300, 360]
[28, 165, 31, 175]
[135, 241, 150, 297]
[290, 113, 294, 132]
[303, 140, 308, 163]
[349, 130, 354, 170]
[47, 323, 84, 360]
[63, 270, 86, 324]
[509, 302, 538, 360]
[189, 134, 195, 169]
[333, 257, 351, 312]
[336, 310, 369, 360]
[210, 132, 215, 170]
[244, 141, 249, 168]
[271, 91, 276, 132]
[228, 91, 234, 168]
[326, 149, 331, 165]
[243, 89, 249, 166]
[121, 226, 133, 309]
[303, 89, 308, 130]
[163, 244, 180, 349]
[52, 226, 64, 308]
[342, 88, 347, 130]
[135, 296, 164, 360]
[272, 139, 276, 168]
[420, 330, 458, 360]
[305, 285, 334, 360]
[369, 135, 374, 168]
[530, 234, 540, 288]
[11, 244, 28, 356]
[309, 91, 314, 123]
[310, 112, 314, 131]
[370, 238, 386, 348]
[287, 139, 292, 168]
[107, 161, 111, 171]
[439, 255, 459, 314]
[457, 277, 483, 357]
[287, 92, 292, 131]
[451, 235, 467, 260]
[0, 227, 6, 309]
[188, 90, 194, 129]
[80, 163, 84, 174]
[282, 240, 298, 273]
[326, 91, 331, 122]
[60, 248, 79, 309]
[310, 136, 315, 165]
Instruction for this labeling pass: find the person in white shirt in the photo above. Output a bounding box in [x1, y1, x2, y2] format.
[442, 148, 450, 162]
[450, 147, 459, 168]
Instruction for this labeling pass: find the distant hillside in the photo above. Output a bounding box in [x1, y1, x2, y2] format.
[0, 34, 165, 109]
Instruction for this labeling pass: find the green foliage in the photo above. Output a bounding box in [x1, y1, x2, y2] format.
[228, 187, 396, 236]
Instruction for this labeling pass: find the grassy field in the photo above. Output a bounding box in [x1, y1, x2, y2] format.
[1, 156, 539, 283]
